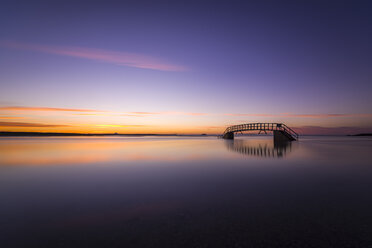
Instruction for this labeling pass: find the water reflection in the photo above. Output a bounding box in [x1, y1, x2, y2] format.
[225, 138, 292, 158]
[0, 137, 297, 166]
[1, 136, 372, 248]
[0, 137, 225, 166]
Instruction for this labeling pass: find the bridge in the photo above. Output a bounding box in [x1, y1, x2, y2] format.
[221, 123, 299, 142]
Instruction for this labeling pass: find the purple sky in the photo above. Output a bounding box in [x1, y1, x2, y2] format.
[0, 0, 371, 134]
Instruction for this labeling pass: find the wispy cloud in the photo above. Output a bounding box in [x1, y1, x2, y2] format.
[293, 126, 372, 135]
[282, 113, 372, 118]
[130, 112, 159, 115]
[1, 41, 187, 71]
[95, 124, 145, 128]
[226, 113, 372, 118]
[0, 121, 68, 127]
[170, 112, 207, 116]
[0, 116, 26, 119]
[225, 113, 274, 117]
[5, 106, 370, 119]
[0, 106, 206, 117]
[121, 111, 206, 117]
[0, 106, 104, 112]
[120, 112, 160, 117]
[73, 113, 112, 116]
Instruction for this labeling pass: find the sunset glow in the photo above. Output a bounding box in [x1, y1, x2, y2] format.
[0, 105, 371, 134]
[0, 1, 371, 135]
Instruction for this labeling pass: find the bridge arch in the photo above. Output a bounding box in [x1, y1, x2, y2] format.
[221, 123, 298, 142]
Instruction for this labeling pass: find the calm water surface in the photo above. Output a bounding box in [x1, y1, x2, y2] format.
[1, 136, 372, 247]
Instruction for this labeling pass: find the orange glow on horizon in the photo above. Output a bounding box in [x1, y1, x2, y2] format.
[1, 105, 372, 135]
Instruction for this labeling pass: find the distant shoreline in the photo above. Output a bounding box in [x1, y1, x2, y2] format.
[1, 131, 371, 137]
[0, 132, 212, 137]
[348, 133, 372, 136]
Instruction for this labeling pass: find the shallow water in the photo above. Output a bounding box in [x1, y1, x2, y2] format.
[1, 136, 372, 247]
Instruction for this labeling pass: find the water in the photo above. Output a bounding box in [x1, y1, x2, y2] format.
[1, 136, 372, 247]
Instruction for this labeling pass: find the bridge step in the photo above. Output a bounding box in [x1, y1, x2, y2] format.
[274, 130, 296, 142]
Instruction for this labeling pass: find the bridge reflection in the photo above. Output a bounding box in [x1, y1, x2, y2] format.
[225, 138, 292, 158]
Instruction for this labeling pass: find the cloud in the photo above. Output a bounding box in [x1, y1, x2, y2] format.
[180, 112, 207, 116]
[73, 113, 112, 116]
[1, 40, 187, 71]
[157, 111, 207, 116]
[121, 112, 160, 117]
[0, 107, 206, 117]
[282, 113, 372, 118]
[293, 126, 372, 135]
[225, 113, 274, 117]
[130, 112, 160, 115]
[0, 116, 25, 119]
[0, 121, 68, 127]
[225, 113, 372, 118]
[95, 124, 145, 128]
[0, 106, 104, 112]
[120, 111, 206, 117]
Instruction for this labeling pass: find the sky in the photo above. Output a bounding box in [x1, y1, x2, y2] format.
[0, 0, 371, 134]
